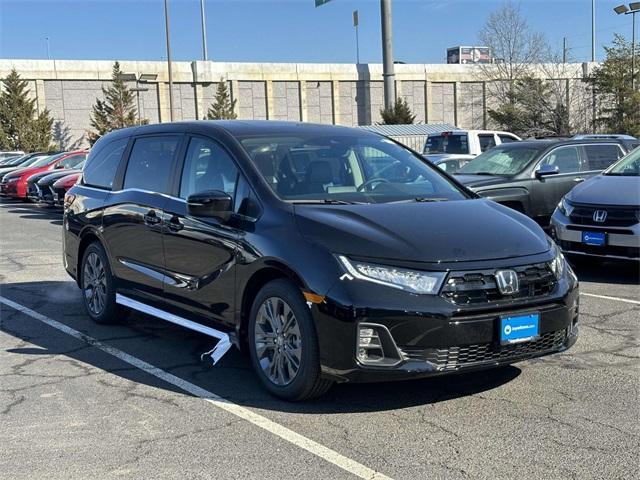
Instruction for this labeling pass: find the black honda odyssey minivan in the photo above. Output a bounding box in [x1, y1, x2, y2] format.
[63, 121, 579, 400]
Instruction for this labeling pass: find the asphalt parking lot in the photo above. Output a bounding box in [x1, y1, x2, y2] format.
[1, 198, 638, 480]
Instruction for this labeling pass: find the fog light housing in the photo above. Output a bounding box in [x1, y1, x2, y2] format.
[356, 323, 403, 367]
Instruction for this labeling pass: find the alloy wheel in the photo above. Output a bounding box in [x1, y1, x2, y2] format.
[254, 296, 302, 386]
[83, 252, 107, 316]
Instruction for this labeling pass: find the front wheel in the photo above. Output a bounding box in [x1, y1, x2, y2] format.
[248, 279, 333, 401]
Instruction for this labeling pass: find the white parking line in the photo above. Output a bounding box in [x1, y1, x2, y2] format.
[580, 292, 640, 305]
[0, 295, 393, 480]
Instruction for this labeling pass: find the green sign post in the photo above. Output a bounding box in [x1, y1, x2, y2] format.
[315, 0, 333, 7]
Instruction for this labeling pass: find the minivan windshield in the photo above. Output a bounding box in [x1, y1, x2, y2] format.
[424, 133, 469, 154]
[239, 133, 468, 204]
[457, 146, 541, 176]
[605, 147, 640, 176]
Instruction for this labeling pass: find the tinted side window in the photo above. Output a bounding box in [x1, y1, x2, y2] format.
[582, 144, 624, 171]
[499, 134, 518, 144]
[123, 136, 180, 194]
[539, 146, 581, 174]
[83, 139, 128, 189]
[478, 134, 497, 152]
[179, 137, 239, 199]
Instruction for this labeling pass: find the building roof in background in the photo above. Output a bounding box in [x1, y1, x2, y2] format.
[357, 124, 460, 136]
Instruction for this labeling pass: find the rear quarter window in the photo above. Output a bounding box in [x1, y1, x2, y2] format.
[82, 138, 128, 189]
[582, 144, 625, 171]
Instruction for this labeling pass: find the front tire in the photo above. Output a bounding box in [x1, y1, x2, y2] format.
[80, 242, 127, 324]
[248, 279, 333, 401]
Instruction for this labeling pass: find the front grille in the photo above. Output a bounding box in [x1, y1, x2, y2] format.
[441, 263, 556, 305]
[569, 205, 639, 227]
[559, 240, 640, 259]
[403, 329, 567, 370]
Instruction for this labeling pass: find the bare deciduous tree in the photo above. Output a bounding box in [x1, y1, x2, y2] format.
[478, 1, 548, 105]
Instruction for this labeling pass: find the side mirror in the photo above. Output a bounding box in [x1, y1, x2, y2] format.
[187, 190, 233, 221]
[535, 164, 559, 179]
[55, 164, 65, 169]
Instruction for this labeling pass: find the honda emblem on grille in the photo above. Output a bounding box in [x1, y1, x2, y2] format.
[593, 210, 607, 223]
[495, 269, 519, 295]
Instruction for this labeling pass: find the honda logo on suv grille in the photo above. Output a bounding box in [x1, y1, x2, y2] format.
[495, 269, 519, 295]
[593, 210, 607, 223]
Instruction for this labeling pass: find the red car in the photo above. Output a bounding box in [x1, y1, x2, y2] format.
[51, 172, 81, 207]
[0, 150, 87, 200]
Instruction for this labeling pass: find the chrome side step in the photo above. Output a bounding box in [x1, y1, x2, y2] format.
[115, 293, 233, 365]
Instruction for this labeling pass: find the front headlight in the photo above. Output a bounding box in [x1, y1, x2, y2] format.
[557, 197, 574, 217]
[549, 248, 566, 279]
[338, 256, 446, 295]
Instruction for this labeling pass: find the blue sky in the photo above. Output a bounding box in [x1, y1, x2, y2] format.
[0, 0, 632, 64]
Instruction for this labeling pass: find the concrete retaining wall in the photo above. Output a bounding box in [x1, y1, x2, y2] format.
[0, 59, 595, 148]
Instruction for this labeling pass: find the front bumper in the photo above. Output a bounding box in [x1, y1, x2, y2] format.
[314, 254, 579, 383]
[551, 209, 640, 261]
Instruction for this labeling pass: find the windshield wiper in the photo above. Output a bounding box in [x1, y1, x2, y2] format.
[463, 171, 503, 176]
[290, 199, 365, 205]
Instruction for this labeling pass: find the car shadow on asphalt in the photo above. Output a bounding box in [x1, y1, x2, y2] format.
[0, 198, 62, 225]
[569, 259, 640, 285]
[1, 280, 525, 414]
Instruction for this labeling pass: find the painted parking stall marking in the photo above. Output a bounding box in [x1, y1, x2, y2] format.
[580, 292, 640, 305]
[0, 295, 394, 480]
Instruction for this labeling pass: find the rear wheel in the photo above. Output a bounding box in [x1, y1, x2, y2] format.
[248, 279, 333, 401]
[80, 242, 127, 324]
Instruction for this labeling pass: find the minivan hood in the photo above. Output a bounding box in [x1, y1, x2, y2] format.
[454, 174, 512, 189]
[567, 175, 640, 207]
[294, 199, 549, 264]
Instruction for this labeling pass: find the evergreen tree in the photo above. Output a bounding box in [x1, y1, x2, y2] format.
[588, 35, 640, 137]
[0, 69, 54, 151]
[380, 98, 416, 125]
[87, 62, 146, 145]
[206, 79, 237, 120]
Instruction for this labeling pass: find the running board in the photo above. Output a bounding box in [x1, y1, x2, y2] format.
[115, 294, 233, 365]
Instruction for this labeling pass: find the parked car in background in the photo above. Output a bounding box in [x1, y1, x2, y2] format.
[0, 151, 86, 200]
[0, 152, 54, 177]
[63, 121, 578, 401]
[551, 147, 640, 262]
[33, 163, 85, 205]
[0, 151, 25, 162]
[423, 130, 521, 163]
[50, 172, 81, 207]
[27, 159, 86, 203]
[572, 134, 639, 152]
[454, 139, 631, 225]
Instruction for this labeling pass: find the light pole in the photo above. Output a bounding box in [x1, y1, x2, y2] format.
[380, 0, 395, 110]
[614, 3, 640, 91]
[200, 0, 208, 61]
[118, 73, 158, 124]
[164, 0, 175, 121]
[592, 0, 596, 62]
[45, 36, 51, 60]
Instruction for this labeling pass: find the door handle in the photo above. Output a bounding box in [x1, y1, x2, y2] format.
[166, 215, 184, 232]
[573, 177, 585, 183]
[143, 210, 161, 225]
